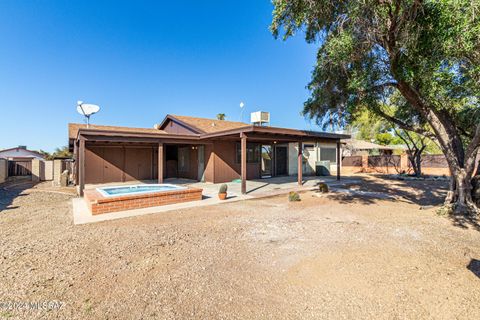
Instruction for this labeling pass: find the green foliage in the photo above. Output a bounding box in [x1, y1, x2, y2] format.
[318, 183, 329, 193]
[38, 146, 72, 160]
[218, 184, 228, 194]
[288, 191, 301, 202]
[271, 0, 480, 138]
[216, 113, 226, 120]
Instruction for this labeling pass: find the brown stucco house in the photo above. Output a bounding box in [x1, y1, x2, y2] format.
[69, 114, 349, 196]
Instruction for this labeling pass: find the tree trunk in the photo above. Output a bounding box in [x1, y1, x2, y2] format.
[444, 162, 479, 216]
[408, 152, 422, 177]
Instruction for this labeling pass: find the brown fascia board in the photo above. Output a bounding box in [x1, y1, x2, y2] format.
[76, 128, 201, 140]
[158, 114, 206, 134]
[199, 125, 350, 140]
[74, 125, 350, 143]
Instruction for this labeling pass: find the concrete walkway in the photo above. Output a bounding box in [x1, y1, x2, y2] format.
[73, 175, 360, 224]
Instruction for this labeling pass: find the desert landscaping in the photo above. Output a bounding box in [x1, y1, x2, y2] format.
[1, 175, 479, 319]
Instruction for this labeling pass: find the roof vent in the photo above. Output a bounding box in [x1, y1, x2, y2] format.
[250, 111, 270, 126]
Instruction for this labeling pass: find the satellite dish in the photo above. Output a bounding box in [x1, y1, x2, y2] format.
[76, 101, 100, 127]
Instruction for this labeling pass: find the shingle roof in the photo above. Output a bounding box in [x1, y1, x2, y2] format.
[344, 138, 406, 150]
[169, 115, 250, 133]
[68, 123, 167, 140]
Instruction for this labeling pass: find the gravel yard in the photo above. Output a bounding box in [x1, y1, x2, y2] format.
[1, 176, 480, 319]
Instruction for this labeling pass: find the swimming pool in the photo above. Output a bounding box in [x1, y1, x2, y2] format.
[96, 184, 187, 197]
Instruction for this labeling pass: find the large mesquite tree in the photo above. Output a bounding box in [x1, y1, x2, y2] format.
[271, 0, 480, 215]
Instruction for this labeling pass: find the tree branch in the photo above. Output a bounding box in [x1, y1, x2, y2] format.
[374, 107, 436, 139]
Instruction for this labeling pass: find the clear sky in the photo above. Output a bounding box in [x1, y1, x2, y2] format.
[0, 0, 320, 152]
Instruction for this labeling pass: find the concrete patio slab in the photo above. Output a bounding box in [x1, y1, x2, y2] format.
[74, 175, 361, 224]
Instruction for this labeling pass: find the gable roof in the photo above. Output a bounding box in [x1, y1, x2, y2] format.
[0, 147, 46, 159]
[160, 114, 250, 134]
[68, 123, 167, 140]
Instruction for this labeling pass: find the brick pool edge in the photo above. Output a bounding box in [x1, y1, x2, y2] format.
[83, 187, 203, 215]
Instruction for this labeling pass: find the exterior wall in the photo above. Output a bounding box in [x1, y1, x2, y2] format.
[288, 141, 339, 176]
[44, 160, 53, 180]
[0, 159, 7, 183]
[84, 145, 156, 184]
[342, 154, 454, 176]
[162, 119, 198, 135]
[211, 140, 260, 183]
[204, 144, 215, 183]
[0, 148, 44, 160]
[31, 159, 41, 182]
[53, 159, 63, 185]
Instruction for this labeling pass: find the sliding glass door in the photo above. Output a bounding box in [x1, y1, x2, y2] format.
[261, 145, 273, 178]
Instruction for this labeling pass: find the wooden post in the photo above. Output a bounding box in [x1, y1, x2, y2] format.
[158, 142, 164, 184]
[73, 141, 78, 185]
[241, 133, 247, 194]
[336, 141, 341, 181]
[79, 138, 85, 196]
[298, 141, 303, 185]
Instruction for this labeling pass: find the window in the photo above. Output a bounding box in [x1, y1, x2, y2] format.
[236, 143, 260, 163]
[320, 147, 337, 164]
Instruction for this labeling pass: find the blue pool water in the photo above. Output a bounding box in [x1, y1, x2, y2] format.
[96, 184, 186, 197]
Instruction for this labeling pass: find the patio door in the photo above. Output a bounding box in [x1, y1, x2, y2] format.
[275, 145, 288, 176]
[261, 145, 272, 178]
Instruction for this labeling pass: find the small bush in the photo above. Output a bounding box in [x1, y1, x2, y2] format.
[318, 183, 329, 193]
[288, 191, 301, 202]
[219, 184, 228, 194]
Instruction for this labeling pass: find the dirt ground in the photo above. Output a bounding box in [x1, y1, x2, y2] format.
[1, 175, 479, 319]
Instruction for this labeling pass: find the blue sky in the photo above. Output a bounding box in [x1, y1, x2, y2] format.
[0, 0, 320, 152]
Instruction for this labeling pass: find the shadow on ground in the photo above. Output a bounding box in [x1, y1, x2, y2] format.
[448, 213, 480, 231]
[326, 174, 480, 231]
[327, 174, 448, 206]
[467, 259, 480, 279]
[0, 181, 37, 212]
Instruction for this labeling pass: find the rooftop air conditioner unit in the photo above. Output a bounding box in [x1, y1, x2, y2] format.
[250, 111, 270, 126]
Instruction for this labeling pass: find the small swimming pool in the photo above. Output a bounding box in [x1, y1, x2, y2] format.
[96, 184, 187, 197]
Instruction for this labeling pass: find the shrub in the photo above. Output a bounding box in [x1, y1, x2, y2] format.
[288, 191, 300, 202]
[219, 184, 228, 194]
[318, 183, 329, 193]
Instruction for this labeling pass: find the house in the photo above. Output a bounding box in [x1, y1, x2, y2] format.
[342, 138, 406, 156]
[0, 146, 46, 160]
[68, 114, 350, 196]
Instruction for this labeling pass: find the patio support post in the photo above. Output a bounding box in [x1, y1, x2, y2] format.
[79, 138, 85, 197]
[241, 132, 247, 194]
[74, 141, 78, 185]
[297, 141, 303, 185]
[158, 142, 164, 184]
[336, 141, 341, 180]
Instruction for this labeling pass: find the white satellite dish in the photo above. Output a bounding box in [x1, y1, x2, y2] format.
[77, 101, 100, 127]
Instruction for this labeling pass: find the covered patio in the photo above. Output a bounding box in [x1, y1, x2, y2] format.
[69, 116, 349, 197]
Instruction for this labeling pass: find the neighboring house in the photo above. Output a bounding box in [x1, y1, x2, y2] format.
[342, 138, 406, 156]
[0, 146, 46, 160]
[69, 114, 350, 195]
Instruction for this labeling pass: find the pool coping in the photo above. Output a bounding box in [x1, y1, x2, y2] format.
[84, 187, 204, 215]
[96, 184, 187, 198]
